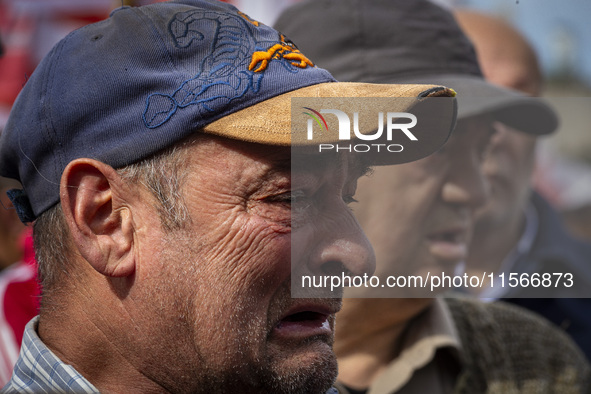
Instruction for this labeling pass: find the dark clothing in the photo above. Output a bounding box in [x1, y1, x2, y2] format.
[505, 192, 591, 361]
[447, 297, 590, 393]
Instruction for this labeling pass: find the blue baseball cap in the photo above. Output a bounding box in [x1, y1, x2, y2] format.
[0, 0, 456, 223]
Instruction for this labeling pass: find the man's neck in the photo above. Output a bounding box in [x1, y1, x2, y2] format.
[334, 298, 431, 389]
[38, 296, 169, 393]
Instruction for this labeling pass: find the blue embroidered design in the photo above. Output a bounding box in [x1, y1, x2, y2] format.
[143, 11, 263, 128]
[142, 10, 315, 129]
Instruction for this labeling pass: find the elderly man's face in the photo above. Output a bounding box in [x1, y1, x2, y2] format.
[128, 136, 374, 393]
[476, 122, 537, 229]
[353, 116, 492, 287]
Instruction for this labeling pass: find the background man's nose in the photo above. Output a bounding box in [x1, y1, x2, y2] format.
[442, 157, 490, 211]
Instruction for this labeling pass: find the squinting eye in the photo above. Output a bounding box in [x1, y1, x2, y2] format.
[267, 190, 306, 204]
[254, 190, 312, 229]
[268, 190, 313, 216]
[343, 195, 358, 205]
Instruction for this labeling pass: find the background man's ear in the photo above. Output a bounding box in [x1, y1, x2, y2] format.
[60, 158, 135, 277]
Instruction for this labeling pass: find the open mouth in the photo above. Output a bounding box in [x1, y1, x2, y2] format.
[428, 230, 463, 243]
[277, 311, 329, 329]
[273, 308, 333, 339]
[427, 228, 468, 263]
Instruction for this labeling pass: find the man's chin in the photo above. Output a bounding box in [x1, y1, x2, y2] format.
[265, 341, 338, 394]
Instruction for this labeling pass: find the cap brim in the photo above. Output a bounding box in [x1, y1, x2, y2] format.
[204, 82, 457, 165]
[392, 74, 558, 135]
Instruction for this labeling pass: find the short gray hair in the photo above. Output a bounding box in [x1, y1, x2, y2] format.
[34, 135, 198, 297]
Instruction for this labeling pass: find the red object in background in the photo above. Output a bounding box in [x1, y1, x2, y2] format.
[0, 230, 40, 385]
[3, 232, 40, 346]
[0, 1, 112, 108]
[0, 2, 35, 106]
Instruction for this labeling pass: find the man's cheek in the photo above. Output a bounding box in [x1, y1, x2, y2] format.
[206, 218, 291, 288]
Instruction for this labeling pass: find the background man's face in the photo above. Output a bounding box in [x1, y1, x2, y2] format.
[476, 122, 537, 230]
[126, 136, 374, 393]
[353, 116, 492, 284]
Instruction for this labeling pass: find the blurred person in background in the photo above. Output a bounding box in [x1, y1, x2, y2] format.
[455, 9, 591, 361]
[0, 177, 39, 385]
[275, 0, 591, 392]
[0, 178, 26, 271]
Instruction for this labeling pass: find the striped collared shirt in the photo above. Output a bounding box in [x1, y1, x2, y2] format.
[3, 317, 342, 394]
[1, 316, 98, 393]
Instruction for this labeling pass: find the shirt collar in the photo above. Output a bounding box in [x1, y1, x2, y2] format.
[369, 298, 463, 393]
[5, 316, 99, 393]
[8, 317, 341, 394]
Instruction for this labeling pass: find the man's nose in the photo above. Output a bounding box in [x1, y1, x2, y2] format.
[307, 208, 376, 278]
[441, 154, 489, 211]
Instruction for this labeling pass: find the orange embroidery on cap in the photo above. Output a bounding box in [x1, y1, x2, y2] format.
[249, 34, 314, 73]
[238, 11, 260, 26]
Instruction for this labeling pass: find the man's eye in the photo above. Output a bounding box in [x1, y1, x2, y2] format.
[267, 190, 313, 215]
[270, 190, 307, 205]
[343, 195, 358, 205]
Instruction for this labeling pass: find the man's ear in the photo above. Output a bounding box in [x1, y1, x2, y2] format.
[60, 158, 135, 277]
